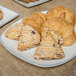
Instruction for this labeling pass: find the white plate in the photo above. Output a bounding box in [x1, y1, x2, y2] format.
[14, 0, 49, 7]
[0, 11, 76, 68]
[0, 6, 19, 27]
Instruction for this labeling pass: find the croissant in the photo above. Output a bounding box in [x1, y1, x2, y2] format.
[46, 6, 75, 26]
[22, 12, 46, 34]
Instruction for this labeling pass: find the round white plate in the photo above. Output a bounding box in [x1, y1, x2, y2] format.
[0, 11, 76, 68]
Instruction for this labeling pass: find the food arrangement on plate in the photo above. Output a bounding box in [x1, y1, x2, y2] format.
[0, 10, 3, 20]
[19, 0, 39, 4]
[5, 6, 76, 60]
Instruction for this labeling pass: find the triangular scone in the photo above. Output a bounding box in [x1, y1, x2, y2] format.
[18, 25, 40, 51]
[41, 22, 64, 45]
[5, 23, 23, 40]
[34, 33, 64, 60]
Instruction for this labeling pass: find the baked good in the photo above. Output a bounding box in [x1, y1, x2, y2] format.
[0, 10, 3, 20]
[5, 23, 23, 40]
[19, 0, 39, 4]
[75, 33, 76, 40]
[30, 12, 46, 26]
[46, 6, 75, 26]
[22, 17, 40, 33]
[34, 32, 64, 59]
[47, 18, 75, 46]
[22, 12, 46, 34]
[18, 25, 40, 51]
[41, 23, 64, 45]
[19, 0, 30, 3]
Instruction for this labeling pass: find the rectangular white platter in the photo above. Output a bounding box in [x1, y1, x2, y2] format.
[14, 0, 49, 7]
[0, 6, 19, 27]
[0, 11, 76, 68]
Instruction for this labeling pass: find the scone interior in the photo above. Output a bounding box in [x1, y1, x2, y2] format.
[5, 23, 23, 40]
[18, 25, 40, 51]
[34, 33, 64, 60]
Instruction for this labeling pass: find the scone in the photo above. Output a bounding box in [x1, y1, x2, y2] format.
[47, 18, 76, 46]
[0, 10, 3, 20]
[46, 6, 75, 26]
[22, 12, 46, 34]
[5, 23, 23, 40]
[41, 22, 64, 45]
[18, 25, 40, 51]
[34, 33, 64, 59]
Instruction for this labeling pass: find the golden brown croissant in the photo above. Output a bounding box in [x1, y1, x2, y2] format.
[22, 12, 46, 34]
[46, 6, 75, 26]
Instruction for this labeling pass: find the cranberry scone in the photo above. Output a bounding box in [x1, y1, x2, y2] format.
[34, 33, 64, 59]
[5, 23, 23, 40]
[18, 25, 40, 51]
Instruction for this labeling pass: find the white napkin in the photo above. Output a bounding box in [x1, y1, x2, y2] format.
[0, 6, 19, 27]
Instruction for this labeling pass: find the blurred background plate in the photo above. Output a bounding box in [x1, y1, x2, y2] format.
[14, 0, 49, 7]
[0, 6, 19, 27]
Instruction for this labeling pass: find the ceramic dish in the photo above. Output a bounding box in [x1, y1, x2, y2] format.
[14, 0, 49, 7]
[0, 6, 19, 27]
[0, 11, 76, 68]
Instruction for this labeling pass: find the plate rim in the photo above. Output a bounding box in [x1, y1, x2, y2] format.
[0, 11, 76, 68]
